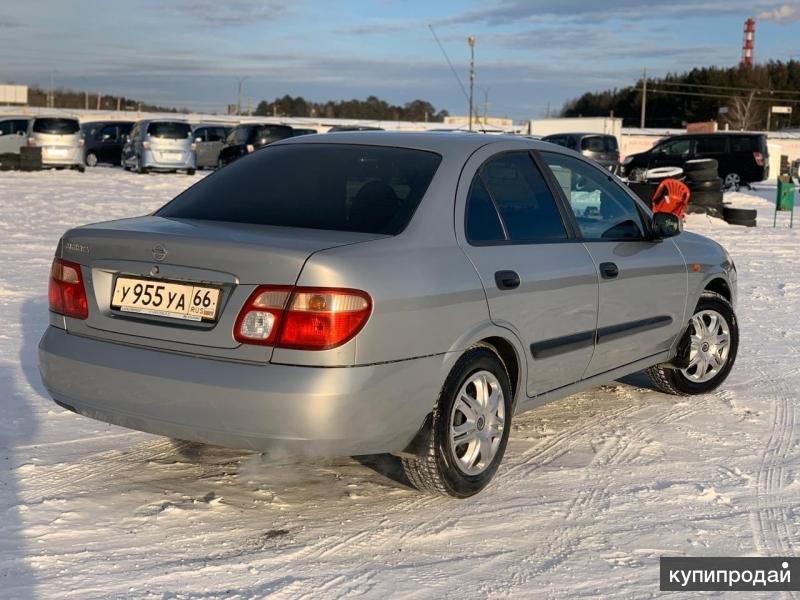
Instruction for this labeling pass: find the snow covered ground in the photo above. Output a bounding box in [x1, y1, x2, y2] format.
[1, 168, 798, 599]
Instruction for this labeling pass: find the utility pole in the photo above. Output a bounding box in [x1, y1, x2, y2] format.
[640, 67, 647, 129]
[84, 90, 89, 111]
[116, 97, 121, 112]
[49, 70, 55, 108]
[477, 85, 489, 125]
[235, 76, 250, 116]
[468, 36, 476, 132]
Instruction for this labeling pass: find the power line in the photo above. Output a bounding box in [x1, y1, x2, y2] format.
[649, 87, 800, 104]
[428, 24, 470, 102]
[655, 80, 800, 96]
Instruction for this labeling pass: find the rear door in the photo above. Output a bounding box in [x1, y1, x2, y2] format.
[540, 151, 687, 376]
[96, 123, 120, 163]
[457, 146, 599, 396]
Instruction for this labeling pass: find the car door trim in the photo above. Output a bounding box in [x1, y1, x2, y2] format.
[530, 330, 595, 359]
[530, 315, 673, 359]
[596, 315, 673, 344]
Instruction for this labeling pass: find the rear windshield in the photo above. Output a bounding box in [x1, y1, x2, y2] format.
[33, 118, 80, 134]
[730, 135, 765, 153]
[157, 144, 442, 235]
[147, 122, 191, 139]
[581, 136, 617, 152]
[251, 125, 294, 143]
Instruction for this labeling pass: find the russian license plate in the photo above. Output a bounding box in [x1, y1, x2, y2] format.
[162, 151, 182, 161]
[48, 147, 68, 158]
[111, 277, 220, 322]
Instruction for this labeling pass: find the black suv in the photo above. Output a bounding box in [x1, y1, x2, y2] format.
[541, 133, 620, 172]
[82, 121, 134, 167]
[621, 132, 769, 189]
[217, 124, 294, 167]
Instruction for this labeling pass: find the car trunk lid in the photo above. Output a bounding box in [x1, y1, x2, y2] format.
[59, 216, 385, 360]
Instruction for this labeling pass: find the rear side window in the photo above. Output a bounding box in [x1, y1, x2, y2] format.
[696, 136, 727, 153]
[474, 152, 567, 242]
[157, 144, 441, 235]
[466, 179, 505, 242]
[730, 136, 757, 153]
[33, 118, 79, 134]
[147, 122, 191, 139]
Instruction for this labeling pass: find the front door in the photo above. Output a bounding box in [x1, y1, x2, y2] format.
[540, 152, 687, 376]
[649, 137, 693, 170]
[457, 146, 600, 396]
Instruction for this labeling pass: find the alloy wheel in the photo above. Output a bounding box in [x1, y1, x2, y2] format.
[449, 370, 505, 475]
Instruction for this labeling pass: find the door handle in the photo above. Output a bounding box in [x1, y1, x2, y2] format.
[599, 262, 619, 279]
[495, 270, 521, 290]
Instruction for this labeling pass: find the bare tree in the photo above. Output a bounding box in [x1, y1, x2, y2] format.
[726, 91, 762, 130]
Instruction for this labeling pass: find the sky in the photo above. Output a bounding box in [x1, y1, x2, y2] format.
[1, 0, 799, 119]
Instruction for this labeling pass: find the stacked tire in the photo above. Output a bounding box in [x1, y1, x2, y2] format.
[684, 159, 723, 218]
[19, 147, 42, 172]
[0, 153, 19, 171]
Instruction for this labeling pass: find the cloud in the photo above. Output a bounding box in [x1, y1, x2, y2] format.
[438, 0, 792, 25]
[758, 4, 800, 23]
[162, 0, 291, 26]
[337, 20, 416, 35]
[0, 19, 21, 29]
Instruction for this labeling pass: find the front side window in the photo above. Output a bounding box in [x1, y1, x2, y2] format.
[12, 120, 29, 134]
[468, 152, 567, 243]
[99, 124, 118, 140]
[659, 138, 691, 156]
[157, 144, 441, 235]
[730, 136, 756, 153]
[541, 152, 646, 241]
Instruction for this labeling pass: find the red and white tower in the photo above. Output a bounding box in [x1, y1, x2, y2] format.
[742, 18, 755, 67]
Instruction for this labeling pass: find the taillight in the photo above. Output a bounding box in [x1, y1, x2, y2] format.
[142, 141, 151, 150]
[753, 152, 765, 167]
[246, 144, 254, 153]
[234, 286, 372, 350]
[48, 258, 88, 319]
[78, 138, 85, 148]
[190, 142, 197, 151]
[27, 137, 36, 147]
[233, 286, 292, 345]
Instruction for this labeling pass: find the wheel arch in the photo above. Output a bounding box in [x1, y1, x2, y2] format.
[703, 277, 732, 303]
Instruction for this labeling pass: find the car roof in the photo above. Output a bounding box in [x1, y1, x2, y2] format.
[277, 131, 551, 155]
[543, 132, 614, 138]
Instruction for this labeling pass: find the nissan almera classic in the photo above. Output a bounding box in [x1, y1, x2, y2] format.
[39, 133, 738, 497]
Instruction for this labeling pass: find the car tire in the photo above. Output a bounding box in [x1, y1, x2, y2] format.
[690, 190, 724, 208]
[686, 169, 719, 183]
[187, 168, 196, 176]
[684, 158, 718, 172]
[689, 178, 723, 192]
[217, 158, 224, 170]
[646, 292, 738, 396]
[134, 155, 147, 174]
[85, 152, 98, 167]
[76, 164, 86, 173]
[400, 346, 513, 498]
[723, 207, 757, 222]
[723, 172, 741, 191]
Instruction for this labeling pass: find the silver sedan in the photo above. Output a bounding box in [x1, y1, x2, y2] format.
[39, 132, 739, 497]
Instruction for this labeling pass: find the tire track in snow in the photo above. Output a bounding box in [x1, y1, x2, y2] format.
[749, 363, 798, 571]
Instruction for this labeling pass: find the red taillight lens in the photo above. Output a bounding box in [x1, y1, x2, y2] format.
[278, 289, 372, 350]
[190, 142, 197, 151]
[753, 152, 765, 167]
[48, 258, 88, 319]
[233, 286, 372, 350]
[78, 138, 85, 148]
[27, 137, 36, 147]
[142, 141, 150, 150]
[233, 286, 291, 345]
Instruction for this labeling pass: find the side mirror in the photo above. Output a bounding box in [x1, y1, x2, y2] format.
[652, 212, 682, 238]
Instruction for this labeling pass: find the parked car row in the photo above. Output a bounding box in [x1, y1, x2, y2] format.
[0, 115, 324, 174]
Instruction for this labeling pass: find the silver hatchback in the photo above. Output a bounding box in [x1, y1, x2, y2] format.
[28, 117, 85, 170]
[122, 119, 196, 174]
[39, 133, 739, 497]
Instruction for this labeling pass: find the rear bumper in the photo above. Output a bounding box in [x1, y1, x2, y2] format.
[38, 327, 441, 456]
[141, 149, 195, 170]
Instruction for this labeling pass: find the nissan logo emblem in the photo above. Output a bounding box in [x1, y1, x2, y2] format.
[152, 244, 167, 262]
